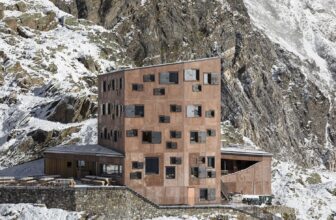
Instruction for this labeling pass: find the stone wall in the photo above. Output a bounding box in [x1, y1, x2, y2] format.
[0, 186, 259, 219]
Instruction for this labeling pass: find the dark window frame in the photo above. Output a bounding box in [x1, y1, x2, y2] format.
[132, 161, 144, 169]
[192, 84, 202, 92]
[124, 105, 144, 118]
[132, 83, 144, 91]
[145, 157, 160, 175]
[207, 156, 215, 168]
[207, 129, 216, 137]
[205, 110, 215, 118]
[130, 172, 142, 179]
[170, 130, 182, 139]
[165, 166, 176, 179]
[166, 141, 178, 149]
[170, 104, 182, 112]
[184, 69, 200, 81]
[170, 157, 182, 165]
[159, 71, 179, 84]
[186, 105, 202, 117]
[159, 115, 170, 123]
[153, 88, 165, 96]
[126, 129, 138, 137]
[143, 74, 155, 82]
[142, 131, 162, 144]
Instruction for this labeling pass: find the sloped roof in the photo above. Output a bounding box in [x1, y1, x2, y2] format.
[44, 144, 124, 157]
[99, 57, 220, 75]
[221, 147, 273, 157]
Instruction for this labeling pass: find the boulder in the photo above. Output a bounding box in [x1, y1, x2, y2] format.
[77, 55, 100, 72]
[3, 17, 18, 31]
[18, 11, 58, 31]
[15, 1, 27, 12]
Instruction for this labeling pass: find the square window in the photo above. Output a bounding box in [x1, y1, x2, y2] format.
[159, 115, 170, 123]
[132, 83, 144, 91]
[67, 162, 72, 168]
[184, 69, 200, 81]
[166, 141, 177, 149]
[198, 156, 206, 164]
[207, 170, 216, 178]
[204, 73, 220, 85]
[159, 72, 179, 84]
[78, 160, 85, 167]
[170, 131, 182, 138]
[142, 131, 162, 144]
[153, 88, 165, 96]
[186, 105, 202, 117]
[166, 166, 175, 179]
[205, 110, 215, 118]
[130, 172, 142, 179]
[192, 84, 202, 92]
[207, 129, 216, 137]
[132, 161, 144, 169]
[126, 129, 138, 137]
[170, 104, 182, 112]
[190, 131, 206, 143]
[190, 167, 199, 178]
[145, 157, 159, 174]
[170, 157, 182, 165]
[143, 74, 155, 82]
[125, 105, 144, 117]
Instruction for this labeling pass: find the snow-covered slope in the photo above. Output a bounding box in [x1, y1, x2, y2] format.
[243, 0, 336, 92]
[0, 0, 129, 167]
[273, 161, 336, 220]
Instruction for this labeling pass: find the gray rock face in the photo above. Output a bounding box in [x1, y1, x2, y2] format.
[0, 3, 4, 20]
[50, 0, 335, 168]
[32, 96, 97, 123]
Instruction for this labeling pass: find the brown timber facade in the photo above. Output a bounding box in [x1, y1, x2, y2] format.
[98, 57, 221, 205]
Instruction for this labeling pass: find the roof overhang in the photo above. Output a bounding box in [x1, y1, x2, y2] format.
[44, 144, 124, 158]
[221, 147, 273, 157]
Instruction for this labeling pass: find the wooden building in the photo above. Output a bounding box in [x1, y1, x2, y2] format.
[44, 145, 124, 184]
[44, 57, 272, 206]
[97, 57, 222, 205]
[221, 147, 272, 196]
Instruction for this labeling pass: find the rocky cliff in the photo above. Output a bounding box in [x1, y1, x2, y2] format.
[49, 0, 336, 168]
[1, 0, 336, 219]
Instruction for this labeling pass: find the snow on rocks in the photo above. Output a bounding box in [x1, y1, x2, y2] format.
[0, 203, 82, 220]
[0, 0, 129, 167]
[243, 0, 336, 93]
[272, 161, 336, 220]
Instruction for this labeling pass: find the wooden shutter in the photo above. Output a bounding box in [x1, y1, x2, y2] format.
[151, 132, 162, 144]
[208, 188, 216, 201]
[198, 167, 207, 178]
[124, 105, 135, 117]
[210, 73, 220, 85]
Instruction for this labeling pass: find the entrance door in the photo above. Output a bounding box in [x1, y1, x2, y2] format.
[187, 187, 195, 206]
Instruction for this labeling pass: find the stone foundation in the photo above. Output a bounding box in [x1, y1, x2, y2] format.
[0, 186, 268, 219]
